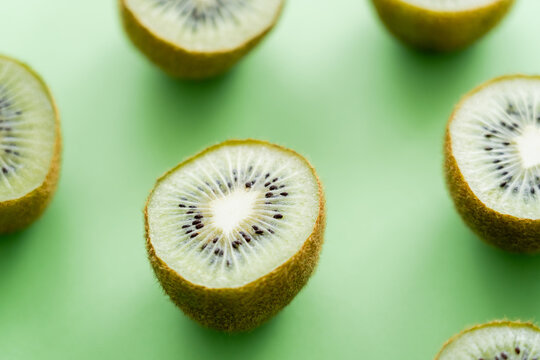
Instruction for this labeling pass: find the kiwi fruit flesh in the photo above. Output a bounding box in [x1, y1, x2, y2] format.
[435, 321, 540, 360]
[0, 55, 61, 234]
[371, 0, 515, 52]
[145, 139, 325, 332]
[445, 75, 540, 253]
[120, 0, 284, 79]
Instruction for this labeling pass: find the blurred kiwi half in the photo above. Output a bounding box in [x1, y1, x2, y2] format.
[445, 75, 540, 253]
[0, 55, 61, 234]
[120, 0, 285, 79]
[371, 0, 515, 51]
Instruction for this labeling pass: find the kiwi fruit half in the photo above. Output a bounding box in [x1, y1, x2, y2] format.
[435, 321, 540, 360]
[120, 0, 284, 79]
[145, 139, 325, 332]
[0, 55, 61, 234]
[445, 75, 540, 253]
[371, 0, 515, 51]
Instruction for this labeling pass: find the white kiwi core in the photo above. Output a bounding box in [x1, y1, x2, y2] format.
[438, 323, 540, 360]
[0, 57, 56, 202]
[451, 77, 540, 220]
[147, 142, 320, 288]
[124, 0, 283, 52]
[402, 0, 499, 11]
[517, 125, 540, 169]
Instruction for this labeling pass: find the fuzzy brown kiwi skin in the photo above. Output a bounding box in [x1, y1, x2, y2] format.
[444, 75, 540, 254]
[144, 139, 326, 332]
[0, 56, 61, 234]
[120, 0, 285, 80]
[434, 320, 540, 359]
[371, 0, 515, 52]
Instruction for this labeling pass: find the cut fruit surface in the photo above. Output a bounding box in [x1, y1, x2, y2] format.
[450, 76, 540, 220]
[145, 140, 325, 331]
[147, 140, 321, 288]
[0, 57, 57, 202]
[124, 0, 283, 53]
[402, 0, 502, 11]
[436, 321, 540, 360]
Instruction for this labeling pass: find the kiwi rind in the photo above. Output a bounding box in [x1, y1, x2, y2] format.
[0, 55, 61, 234]
[371, 0, 515, 52]
[435, 320, 540, 359]
[444, 75, 540, 254]
[144, 139, 326, 332]
[119, 0, 285, 79]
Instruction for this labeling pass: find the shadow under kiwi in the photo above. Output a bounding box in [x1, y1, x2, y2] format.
[174, 311, 283, 359]
[380, 43, 482, 128]
[470, 231, 540, 318]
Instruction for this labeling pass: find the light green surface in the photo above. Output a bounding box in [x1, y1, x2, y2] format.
[1, 0, 540, 358]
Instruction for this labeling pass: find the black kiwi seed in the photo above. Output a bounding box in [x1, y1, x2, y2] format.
[280, 192, 288, 196]
[265, 193, 273, 198]
[274, 214, 283, 219]
[515, 347, 521, 354]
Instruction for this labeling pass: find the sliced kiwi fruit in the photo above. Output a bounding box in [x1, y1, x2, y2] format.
[144, 139, 325, 332]
[120, 0, 284, 79]
[0, 55, 61, 234]
[445, 75, 540, 253]
[435, 321, 540, 360]
[371, 0, 515, 51]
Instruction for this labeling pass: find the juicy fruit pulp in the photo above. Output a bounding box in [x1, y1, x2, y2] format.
[0, 58, 56, 202]
[436, 321, 540, 360]
[450, 77, 540, 220]
[147, 140, 321, 288]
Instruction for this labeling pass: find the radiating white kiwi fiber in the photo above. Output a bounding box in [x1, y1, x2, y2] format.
[0, 57, 56, 202]
[146, 142, 320, 288]
[403, 0, 500, 11]
[450, 77, 540, 220]
[436, 322, 540, 360]
[124, 0, 283, 53]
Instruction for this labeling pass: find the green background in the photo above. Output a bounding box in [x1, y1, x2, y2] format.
[1, 0, 540, 358]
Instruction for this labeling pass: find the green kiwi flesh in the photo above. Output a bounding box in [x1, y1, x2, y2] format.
[435, 321, 540, 360]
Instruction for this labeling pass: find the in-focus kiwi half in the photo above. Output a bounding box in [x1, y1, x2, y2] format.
[0, 55, 61, 234]
[445, 75, 540, 253]
[371, 0, 515, 52]
[145, 139, 325, 332]
[120, 0, 284, 79]
[435, 321, 540, 360]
